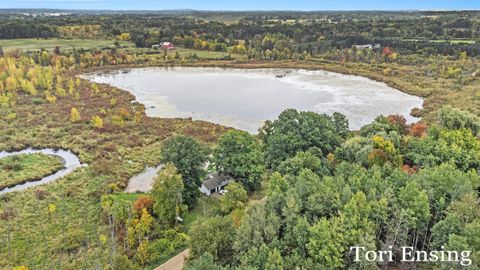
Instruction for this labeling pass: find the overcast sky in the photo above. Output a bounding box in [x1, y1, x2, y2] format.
[1, 0, 480, 10]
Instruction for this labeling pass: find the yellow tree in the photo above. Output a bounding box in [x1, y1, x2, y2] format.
[70, 108, 81, 122]
[55, 75, 66, 97]
[91, 115, 104, 129]
[68, 78, 75, 96]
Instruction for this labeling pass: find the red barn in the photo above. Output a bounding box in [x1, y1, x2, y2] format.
[161, 42, 175, 50]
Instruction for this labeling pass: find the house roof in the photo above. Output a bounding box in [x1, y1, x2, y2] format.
[202, 173, 232, 190]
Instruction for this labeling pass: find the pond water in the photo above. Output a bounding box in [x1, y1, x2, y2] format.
[0, 148, 84, 194]
[85, 67, 423, 133]
[125, 164, 163, 193]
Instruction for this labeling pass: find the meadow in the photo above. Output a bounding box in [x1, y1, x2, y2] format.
[0, 38, 133, 52]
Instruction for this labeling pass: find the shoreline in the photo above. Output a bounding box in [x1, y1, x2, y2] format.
[80, 62, 424, 132]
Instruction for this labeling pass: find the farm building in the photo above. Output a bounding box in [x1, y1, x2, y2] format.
[161, 42, 175, 50]
[151, 42, 175, 50]
[199, 173, 233, 196]
[354, 44, 381, 50]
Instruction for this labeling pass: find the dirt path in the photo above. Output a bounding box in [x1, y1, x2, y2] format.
[155, 249, 189, 270]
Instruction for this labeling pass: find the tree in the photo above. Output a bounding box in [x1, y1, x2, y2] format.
[111, 254, 139, 270]
[398, 181, 431, 232]
[213, 130, 264, 191]
[184, 253, 228, 270]
[151, 164, 186, 227]
[277, 149, 330, 177]
[161, 136, 208, 207]
[265, 248, 284, 270]
[188, 216, 236, 265]
[233, 205, 280, 262]
[91, 115, 103, 129]
[438, 105, 480, 135]
[332, 112, 350, 138]
[70, 107, 81, 123]
[406, 127, 480, 171]
[220, 182, 248, 214]
[307, 217, 345, 269]
[259, 109, 343, 169]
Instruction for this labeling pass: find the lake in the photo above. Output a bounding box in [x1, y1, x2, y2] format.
[85, 67, 423, 133]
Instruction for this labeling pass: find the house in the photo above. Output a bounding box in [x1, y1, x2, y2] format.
[151, 42, 175, 50]
[160, 42, 175, 50]
[199, 173, 233, 196]
[354, 44, 373, 50]
[354, 44, 382, 50]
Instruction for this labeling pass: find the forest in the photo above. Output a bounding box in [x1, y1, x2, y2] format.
[0, 9, 479, 270]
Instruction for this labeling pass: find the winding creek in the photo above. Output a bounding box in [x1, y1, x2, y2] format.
[0, 148, 84, 194]
[84, 67, 424, 133]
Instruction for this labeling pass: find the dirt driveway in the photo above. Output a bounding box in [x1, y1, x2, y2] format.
[155, 249, 189, 270]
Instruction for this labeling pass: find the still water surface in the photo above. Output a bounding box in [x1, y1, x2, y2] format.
[85, 67, 423, 133]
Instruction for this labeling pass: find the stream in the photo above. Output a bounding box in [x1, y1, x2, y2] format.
[0, 148, 84, 194]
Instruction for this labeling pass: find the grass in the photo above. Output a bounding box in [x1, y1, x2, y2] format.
[0, 61, 228, 268]
[0, 153, 64, 190]
[402, 38, 477, 44]
[0, 38, 134, 52]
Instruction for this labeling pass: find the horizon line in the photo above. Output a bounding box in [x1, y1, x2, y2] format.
[1, 8, 480, 12]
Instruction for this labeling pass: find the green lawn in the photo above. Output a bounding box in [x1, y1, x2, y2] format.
[0, 153, 64, 190]
[0, 38, 134, 52]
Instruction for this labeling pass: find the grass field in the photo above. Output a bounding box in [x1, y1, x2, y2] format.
[0, 153, 63, 190]
[402, 38, 477, 44]
[0, 38, 134, 52]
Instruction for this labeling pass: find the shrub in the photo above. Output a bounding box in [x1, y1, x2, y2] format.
[91, 115, 104, 129]
[70, 107, 81, 123]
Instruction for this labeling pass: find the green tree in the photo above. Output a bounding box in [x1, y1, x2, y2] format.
[259, 109, 343, 169]
[161, 135, 208, 207]
[188, 216, 236, 265]
[220, 182, 248, 214]
[277, 149, 330, 177]
[151, 164, 186, 227]
[184, 253, 228, 270]
[398, 181, 431, 232]
[265, 248, 284, 270]
[233, 205, 280, 262]
[438, 105, 480, 135]
[214, 130, 264, 191]
[307, 217, 345, 269]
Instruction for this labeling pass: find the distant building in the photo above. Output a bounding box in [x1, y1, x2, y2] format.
[199, 173, 233, 196]
[354, 44, 373, 50]
[151, 42, 175, 50]
[354, 44, 381, 50]
[161, 42, 175, 50]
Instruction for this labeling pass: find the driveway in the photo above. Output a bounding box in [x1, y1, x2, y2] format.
[155, 249, 189, 270]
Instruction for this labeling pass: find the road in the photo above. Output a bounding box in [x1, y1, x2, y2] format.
[155, 249, 189, 270]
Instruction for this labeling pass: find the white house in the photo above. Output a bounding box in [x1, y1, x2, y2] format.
[199, 173, 233, 196]
[354, 44, 373, 50]
[354, 44, 381, 50]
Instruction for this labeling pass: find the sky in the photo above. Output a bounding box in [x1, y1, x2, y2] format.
[1, 0, 480, 11]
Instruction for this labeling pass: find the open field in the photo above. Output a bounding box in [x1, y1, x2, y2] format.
[0, 38, 134, 52]
[402, 38, 477, 44]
